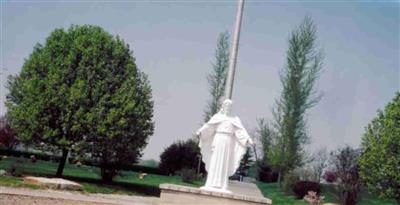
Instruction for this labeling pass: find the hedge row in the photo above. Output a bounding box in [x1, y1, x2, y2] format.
[72, 158, 166, 175]
[0, 148, 165, 175]
[0, 148, 61, 162]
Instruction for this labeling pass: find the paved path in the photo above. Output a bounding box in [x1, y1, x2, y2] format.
[228, 181, 265, 198]
[0, 186, 159, 205]
[159, 181, 271, 205]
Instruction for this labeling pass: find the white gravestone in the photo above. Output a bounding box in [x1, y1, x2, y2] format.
[196, 99, 253, 194]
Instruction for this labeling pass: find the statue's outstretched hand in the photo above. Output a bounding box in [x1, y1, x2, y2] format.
[247, 138, 254, 146]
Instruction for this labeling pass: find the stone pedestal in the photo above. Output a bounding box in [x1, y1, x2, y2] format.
[159, 181, 272, 205]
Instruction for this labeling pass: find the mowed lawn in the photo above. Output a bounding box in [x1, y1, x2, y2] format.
[0, 156, 203, 195]
[256, 182, 398, 205]
[0, 156, 397, 204]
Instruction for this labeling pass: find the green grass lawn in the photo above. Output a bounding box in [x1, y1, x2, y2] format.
[0, 175, 40, 189]
[0, 156, 397, 204]
[257, 182, 307, 205]
[0, 156, 203, 195]
[257, 182, 397, 205]
[0, 173, 141, 195]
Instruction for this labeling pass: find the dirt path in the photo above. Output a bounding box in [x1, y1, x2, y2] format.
[0, 186, 159, 205]
[0, 194, 112, 205]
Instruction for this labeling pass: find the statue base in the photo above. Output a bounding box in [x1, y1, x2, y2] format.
[159, 181, 272, 205]
[199, 186, 233, 194]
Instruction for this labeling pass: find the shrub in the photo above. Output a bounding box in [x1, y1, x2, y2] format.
[292, 181, 321, 199]
[0, 116, 17, 149]
[177, 168, 198, 184]
[283, 171, 300, 193]
[323, 170, 337, 183]
[304, 191, 324, 205]
[256, 160, 279, 183]
[159, 139, 205, 175]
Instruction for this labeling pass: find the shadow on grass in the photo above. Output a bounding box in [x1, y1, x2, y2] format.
[27, 173, 161, 196]
[63, 175, 161, 196]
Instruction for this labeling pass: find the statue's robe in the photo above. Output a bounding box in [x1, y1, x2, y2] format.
[196, 113, 251, 193]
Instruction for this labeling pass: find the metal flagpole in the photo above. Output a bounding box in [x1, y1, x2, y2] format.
[225, 0, 245, 100]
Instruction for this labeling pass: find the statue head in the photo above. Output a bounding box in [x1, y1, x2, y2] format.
[219, 99, 233, 116]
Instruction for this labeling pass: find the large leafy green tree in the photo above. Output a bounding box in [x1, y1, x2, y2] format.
[82, 71, 154, 181]
[266, 16, 323, 184]
[204, 31, 230, 122]
[359, 92, 400, 201]
[6, 25, 154, 178]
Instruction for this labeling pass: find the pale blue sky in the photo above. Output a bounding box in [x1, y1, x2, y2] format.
[1, 1, 399, 160]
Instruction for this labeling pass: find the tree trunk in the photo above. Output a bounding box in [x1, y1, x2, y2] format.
[252, 144, 259, 162]
[101, 167, 116, 182]
[197, 154, 202, 174]
[56, 148, 68, 177]
[344, 191, 357, 205]
[277, 170, 282, 187]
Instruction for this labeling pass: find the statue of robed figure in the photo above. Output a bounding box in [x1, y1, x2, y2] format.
[196, 0, 251, 194]
[196, 99, 253, 193]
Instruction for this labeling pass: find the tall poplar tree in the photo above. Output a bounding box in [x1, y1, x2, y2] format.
[267, 16, 323, 183]
[204, 32, 230, 122]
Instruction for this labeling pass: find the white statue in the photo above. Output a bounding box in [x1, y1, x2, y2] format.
[196, 99, 253, 193]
